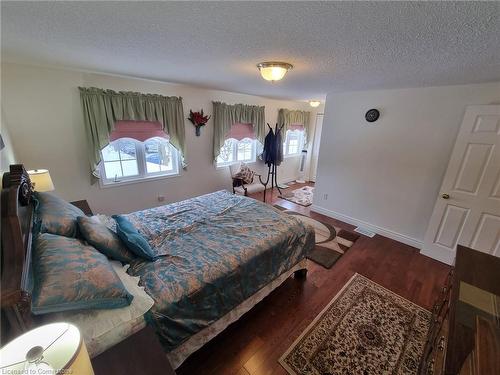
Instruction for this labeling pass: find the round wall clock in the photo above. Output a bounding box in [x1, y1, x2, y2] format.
[365, 109, 380, 122]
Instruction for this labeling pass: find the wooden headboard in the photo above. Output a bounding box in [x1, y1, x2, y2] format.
[1, 164, 35, 336]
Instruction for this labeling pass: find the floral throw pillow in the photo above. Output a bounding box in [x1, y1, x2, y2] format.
[78, 216, 136, 263]
[34, 192, 85, 238]
[234, 163, 255, 184]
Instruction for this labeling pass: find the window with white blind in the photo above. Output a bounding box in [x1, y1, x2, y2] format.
[99, 137, 179, 185]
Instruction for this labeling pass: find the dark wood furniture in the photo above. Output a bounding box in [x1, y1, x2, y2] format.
[70, 199, 93, 215]
[446, 245, 500, 374]
[419, 245, 500, 375]
[419, 267, 454, 375]
[459, 316, 500, 375]
[231, 171, 267, 199]
[1, 165, 35, 340]
[92, 326, 176, 375]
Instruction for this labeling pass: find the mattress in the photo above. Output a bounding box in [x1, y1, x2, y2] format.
[86, 314, 147, 358]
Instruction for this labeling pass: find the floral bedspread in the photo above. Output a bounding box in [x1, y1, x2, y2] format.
[125, 190, 314, 351]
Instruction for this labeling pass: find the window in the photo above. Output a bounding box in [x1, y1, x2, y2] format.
[216, 138, 257, 167]
[283, 129, 305, 157]
[100, 137, 179, 185]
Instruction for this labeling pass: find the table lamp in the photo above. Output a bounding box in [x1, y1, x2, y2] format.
[27, 169, 55, 192]
[0, 322, 94, 374]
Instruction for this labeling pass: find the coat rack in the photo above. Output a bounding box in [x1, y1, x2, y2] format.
[260, 123, 285, 203]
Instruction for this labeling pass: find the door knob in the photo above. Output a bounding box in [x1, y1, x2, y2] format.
[441, 193, 450, 199]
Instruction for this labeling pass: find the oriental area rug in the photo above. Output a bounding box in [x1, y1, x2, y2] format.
[279, 274, 431, 375]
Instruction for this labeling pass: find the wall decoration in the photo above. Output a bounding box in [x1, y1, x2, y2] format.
[365, 109, 380, 123]
[188, 109, 211, 136]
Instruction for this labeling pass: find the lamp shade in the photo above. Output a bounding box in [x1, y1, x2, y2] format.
[0, 322, 94, 374]
[257, 62, 293, 81]
[28, 169, 55, 192]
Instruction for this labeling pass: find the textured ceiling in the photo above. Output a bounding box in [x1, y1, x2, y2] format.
[1, 1, 499, 100]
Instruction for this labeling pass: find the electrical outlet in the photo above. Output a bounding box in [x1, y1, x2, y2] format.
[158, 195, 165, 202]
[323, 194, 328, 200]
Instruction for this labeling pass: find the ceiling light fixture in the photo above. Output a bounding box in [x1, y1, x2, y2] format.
[257, 62, 293, 82]
[309, 101, 321, 108]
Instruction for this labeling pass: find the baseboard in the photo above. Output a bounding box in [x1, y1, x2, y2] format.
[279, 177, 300, 185]
[419, 246, 455, 265]
[310, 205, 423, 249]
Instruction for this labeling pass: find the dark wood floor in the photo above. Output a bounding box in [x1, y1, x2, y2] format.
[177, 182, 451, 375]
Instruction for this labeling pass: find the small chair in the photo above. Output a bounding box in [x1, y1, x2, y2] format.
[230, 163, 266, 196]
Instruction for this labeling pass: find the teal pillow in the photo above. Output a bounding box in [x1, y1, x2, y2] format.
[32, 233, 133, 315]
[34, 192, 85, 237]
[77, 216, 136, 263]
[113, 215, 156, 261]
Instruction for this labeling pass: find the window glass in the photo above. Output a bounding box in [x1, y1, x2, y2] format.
[237, 138, 253, 161]
[144, 137, 174, 173]
[283, 130, 304, 156]
[217, 139, 236, 165]
[217, 138, 256, 167]
[102, 139, 139, 180]
[100, 137, 179, 185]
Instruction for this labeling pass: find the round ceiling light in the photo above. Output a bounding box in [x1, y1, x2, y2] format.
[309, 101, 321, 108]
[257, 62, 293, 82]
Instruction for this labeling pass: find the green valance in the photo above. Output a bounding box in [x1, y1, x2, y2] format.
[212, 101, 265, 161]
[278, 108, 311, 143]
[79, 87, 185, 178]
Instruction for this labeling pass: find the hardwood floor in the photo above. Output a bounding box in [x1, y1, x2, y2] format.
[177, 182, 451, 375]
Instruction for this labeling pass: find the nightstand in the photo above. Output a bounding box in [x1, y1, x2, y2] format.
[70, 200, 93, 215]
[92, 326, 176, 374]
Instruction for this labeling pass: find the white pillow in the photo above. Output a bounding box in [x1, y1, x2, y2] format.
[229, 162, 242, 177]
[45, 261, 154, 342]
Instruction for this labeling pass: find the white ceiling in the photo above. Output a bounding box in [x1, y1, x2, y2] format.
[1, 1, 499, 100]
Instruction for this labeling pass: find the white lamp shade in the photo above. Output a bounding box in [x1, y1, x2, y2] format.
[257, 62, 293, 82]
[260, 66, 288, 81]
[28, 169, 55, 192]
[0, 322, 94, 374]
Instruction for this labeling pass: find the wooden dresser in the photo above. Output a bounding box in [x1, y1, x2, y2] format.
[418, 245, 500, 375]
[459, 316, 500, 375]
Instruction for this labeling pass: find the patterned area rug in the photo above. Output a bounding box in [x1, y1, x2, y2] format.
[275, 207, 359, 268]
[279, 274, 431, 375]
[279, 186, 314, 207]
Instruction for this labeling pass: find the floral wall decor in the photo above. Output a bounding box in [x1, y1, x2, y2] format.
[188, 109, 211, 136]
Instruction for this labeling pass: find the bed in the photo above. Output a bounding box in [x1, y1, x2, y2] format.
[0, 164, 314, 368]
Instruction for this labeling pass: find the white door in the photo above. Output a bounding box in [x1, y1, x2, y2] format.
[421, 105, 500, 265]
[310, 114, 324, 182]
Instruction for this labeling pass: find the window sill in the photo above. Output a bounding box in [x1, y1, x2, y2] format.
[215, 160, 256, 170]
[98, 172, 181, 189]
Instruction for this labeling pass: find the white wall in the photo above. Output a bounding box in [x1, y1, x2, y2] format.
[313, 82, 500, 248]
[1, 63, 322, 214]
[0, 109, 17, 173]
